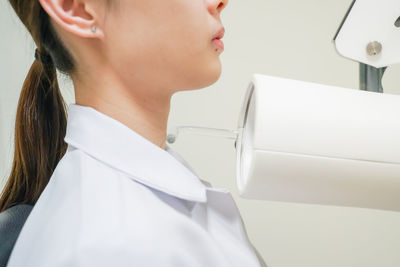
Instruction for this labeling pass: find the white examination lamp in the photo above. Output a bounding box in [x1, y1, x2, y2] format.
[167, 0, 400, 212]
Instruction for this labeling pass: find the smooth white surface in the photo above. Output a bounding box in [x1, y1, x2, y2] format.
[6, 104, 264, 267]
[237, 74, 400, 211]
[335, 0, 400, 67]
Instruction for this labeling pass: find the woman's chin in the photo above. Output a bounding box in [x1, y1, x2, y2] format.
[206, 57, 222, 82]
[175, 57, 222, 91]
[198, 63, 222, 88]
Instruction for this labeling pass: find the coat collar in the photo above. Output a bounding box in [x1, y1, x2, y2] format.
[64, 104, 207, 203]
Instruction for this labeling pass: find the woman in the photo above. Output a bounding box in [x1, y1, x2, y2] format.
[1, 0, 267, 266]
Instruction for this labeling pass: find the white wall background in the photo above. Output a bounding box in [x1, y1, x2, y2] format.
[2, 0, 400, 266]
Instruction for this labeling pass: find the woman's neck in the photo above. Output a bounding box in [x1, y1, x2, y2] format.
[72, 70, 172, 151]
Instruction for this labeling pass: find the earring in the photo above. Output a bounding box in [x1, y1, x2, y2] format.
[90, 25, 97, 33]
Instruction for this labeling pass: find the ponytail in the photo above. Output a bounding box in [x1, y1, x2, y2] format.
[0, 53, 68, 212]
[0, 0, 78, 212]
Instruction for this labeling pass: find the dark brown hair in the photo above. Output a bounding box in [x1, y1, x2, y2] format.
[0, 1, 79, 212]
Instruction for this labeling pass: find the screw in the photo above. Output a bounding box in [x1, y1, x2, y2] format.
[366, 41, 382, 56]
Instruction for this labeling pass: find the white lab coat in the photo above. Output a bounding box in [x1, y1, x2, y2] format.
[6, 104, 267, 267]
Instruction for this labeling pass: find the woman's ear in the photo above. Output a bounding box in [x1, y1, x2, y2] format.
[38, 0, 105, 40]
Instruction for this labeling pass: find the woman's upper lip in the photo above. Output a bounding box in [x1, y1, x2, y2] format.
[212, 27, 225, 40]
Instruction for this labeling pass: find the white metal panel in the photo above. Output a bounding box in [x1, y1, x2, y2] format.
[334, 0, 400, 68]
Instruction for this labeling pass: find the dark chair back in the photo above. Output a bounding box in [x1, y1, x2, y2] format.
[0, 204, 34, 267]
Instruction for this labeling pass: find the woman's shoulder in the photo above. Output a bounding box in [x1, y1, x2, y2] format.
[50, 148, 171, 215]
[51, 147, 149, 202]
[42, 148, 209, 233]
[10, 148, 204, 266]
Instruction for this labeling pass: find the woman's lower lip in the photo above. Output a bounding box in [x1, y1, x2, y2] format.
[212, 39, 224, 50]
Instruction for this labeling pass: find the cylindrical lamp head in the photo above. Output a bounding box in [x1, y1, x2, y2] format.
[236, 74, 400, 211]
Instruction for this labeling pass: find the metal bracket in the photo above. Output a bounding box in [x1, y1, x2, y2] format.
[359, 63, 387, 92]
